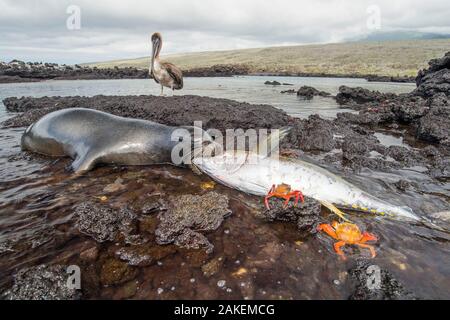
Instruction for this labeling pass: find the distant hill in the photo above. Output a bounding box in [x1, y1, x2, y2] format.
[354, 31, 450, 42]
[85, 39, 450, 77]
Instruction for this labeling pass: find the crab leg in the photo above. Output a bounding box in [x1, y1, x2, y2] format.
[356, 243, 377, 258]
[264, 184, 276, 209]
[317, 224, 338, 239]
[293, 191, 304, 206]
[283, 196, 291, 208]
[333, 241, 347, 260]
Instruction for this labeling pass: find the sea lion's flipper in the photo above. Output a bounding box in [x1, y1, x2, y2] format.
[71, 152, 99, 173]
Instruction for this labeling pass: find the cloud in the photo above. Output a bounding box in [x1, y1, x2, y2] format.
[0, 0, 449, 63]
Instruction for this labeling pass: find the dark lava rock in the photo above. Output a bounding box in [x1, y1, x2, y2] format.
[280, 89, 296, 94]
[114, 244, 176, 267]
[393, 180, 414, 191]
[3, 264, 81, 300]
[348, 260, 415, 300]
[389, 95, 429, 123]
[264, 80, 281, 85]
[416, 105, 450, 145]
[296, 86, 331, 100]
[74, 201, 139, 243]
[336, 85, 397, 105]
[286, 115, 336, 152]
[2, 95, 290, 132]
[256, 197, 322, 233]
[155, 192, 231, 254]
[342, 133, 378, 161]
[184, 64, 249, 77]
[0, 60, 148, 83]
[415, 51, 450, 97]
[366, 75, 415, 83]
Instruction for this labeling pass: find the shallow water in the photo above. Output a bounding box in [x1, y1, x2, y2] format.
[0, 77, 449, 299]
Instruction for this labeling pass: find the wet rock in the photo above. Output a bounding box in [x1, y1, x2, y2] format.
[103, 178, 126, 193]
[385, 145, 422, 167]
[174, 229, 214, 253]
[100, 258, 138, 286]
[257, 197, 321, 233]
[0, 60, 148, 83]
[393, 180, 413, 192]
[264, 80, 281, 85]
[155, 192, 231, 254]
[336, 86, 397, 105]
[348, 260, 416, 300]
[3, 265, 81, 300]
[390, 95, 429, 123]
[80, 246, 99, 262]
[114, 244, 176, 267]
[115, 247, 153, 267]
[280, 89, 296, 94]
[184, 64, 249, 77]
[366, 75, 414, 83]
[2, 95, 290, 132]
[74, 201, 138, 243]
[286, 115, 336, 152]
[296, 86, 331, 100]
[416, 106, 450, 144]
[415, 52, 450, 97]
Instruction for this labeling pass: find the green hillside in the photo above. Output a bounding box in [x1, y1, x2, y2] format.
[85, 39, 450, 77]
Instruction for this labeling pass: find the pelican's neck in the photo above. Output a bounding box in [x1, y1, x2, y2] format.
[150, 39, 161, 73]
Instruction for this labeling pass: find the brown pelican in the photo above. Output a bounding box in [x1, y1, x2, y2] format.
[150, 32, 183, 96]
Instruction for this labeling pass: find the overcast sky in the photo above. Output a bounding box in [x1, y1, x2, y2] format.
[1, 0, 450, 64]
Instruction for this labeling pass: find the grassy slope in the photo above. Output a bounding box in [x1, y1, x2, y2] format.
[85, 39, 450, 77]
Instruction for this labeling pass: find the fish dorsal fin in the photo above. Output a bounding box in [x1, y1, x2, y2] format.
[251, 126, 291, 158]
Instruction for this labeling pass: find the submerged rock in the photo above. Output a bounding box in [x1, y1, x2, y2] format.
[114, 244, 176, 267]
[296, 86, 331, 100]
[74, 201, 138, 243]
[99, 258, 138, 286]
[155, 192, 231, 253]
[264, 80, 281, 85]
[3, 264, 81, 300]
[348, 260, 416, 300]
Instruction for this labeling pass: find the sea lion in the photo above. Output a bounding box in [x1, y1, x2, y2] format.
[21, 108, 212, 173]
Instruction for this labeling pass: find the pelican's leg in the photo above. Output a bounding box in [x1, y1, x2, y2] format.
[160, 85, 164, 96]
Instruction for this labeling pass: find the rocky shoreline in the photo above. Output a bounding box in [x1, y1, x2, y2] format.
[1, 53, 449, 300]
[0, 60, 415, 83]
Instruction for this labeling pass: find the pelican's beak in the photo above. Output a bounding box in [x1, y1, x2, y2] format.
[152, 38, 160, 58]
